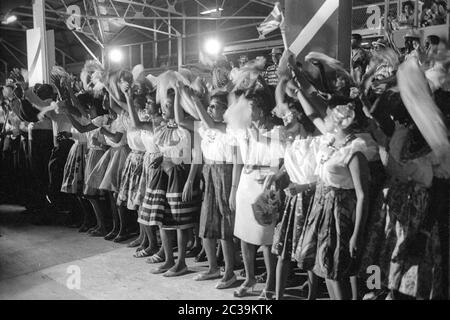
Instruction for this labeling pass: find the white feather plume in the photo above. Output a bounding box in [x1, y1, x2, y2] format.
[398, 57, 450, 174]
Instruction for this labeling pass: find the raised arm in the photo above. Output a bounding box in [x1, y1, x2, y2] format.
[119, 81, 154, 131]
[64, 110, 97, 133]
[295, 86, 327, 135]
[174, 85, 195, 132]
[192, 95, 226, 133]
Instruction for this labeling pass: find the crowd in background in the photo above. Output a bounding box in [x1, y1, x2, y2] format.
[0, 27, 449, 300]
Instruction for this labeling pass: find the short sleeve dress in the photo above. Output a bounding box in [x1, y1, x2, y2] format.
[140, 122, 201, 230]
[295, 134, 378, 280]
[87, 115, 130, 193]
[272, 136, 321, 261]
[233, 125, 286, 246]
[198, 124, 238, 241]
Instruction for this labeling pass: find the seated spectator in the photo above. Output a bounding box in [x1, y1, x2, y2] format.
[398, 1, 416, 27]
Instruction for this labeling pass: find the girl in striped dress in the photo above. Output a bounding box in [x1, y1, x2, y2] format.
[123, 89, 165, 259]
[139, 86, 202, 277]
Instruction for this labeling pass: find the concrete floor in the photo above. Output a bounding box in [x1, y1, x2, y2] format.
[0, 205, 325, 300]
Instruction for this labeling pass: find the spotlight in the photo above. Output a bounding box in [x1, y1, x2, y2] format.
[2, 15, 17, 25]
[204, 38, 222, 56]
[200, 8, 223, 15]
[109, 48, 123, 63]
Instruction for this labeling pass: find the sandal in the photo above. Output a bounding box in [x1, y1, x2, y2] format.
[193, 270, 221, 281]
[146, 253, 165, 264]
[127, 238, 142, 248]
[133, 249, 153, 258]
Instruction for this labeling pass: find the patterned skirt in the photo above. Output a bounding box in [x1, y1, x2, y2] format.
[117, 150, 145, 210]
[61, 142, 87, 195]
[138, 162, 201, 230]
[272, 188, 315, 261]
[86, 145, 130, 193]
[378, 182, 442, 299]
[83, 148, 107, 197]
[294, 183, 358, 280]
[136, 152, 163, 207]
[199, 163, 235, 241]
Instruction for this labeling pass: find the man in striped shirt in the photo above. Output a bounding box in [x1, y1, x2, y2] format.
[264, 48, 283, 88]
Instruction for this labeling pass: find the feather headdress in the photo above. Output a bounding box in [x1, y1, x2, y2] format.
[398, 57, 450, 174]
[156, 70, 201, 119]
[80, 60, 104, 92]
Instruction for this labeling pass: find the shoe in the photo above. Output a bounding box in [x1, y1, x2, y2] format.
[104, 231, 118, 241]
[151, 266, 172, 275]
[233, 282, 256, 298]
[163, 267, 189, 278]
[193, 270, 221, 281]
[113, 234, 133, 243]
[78, 225, 89, 233]
[89, 229, 107, 237]
[215, 274, 238, 289]
[186, 246, 202, 258]
[127, 238, 142, 248]
[195, 251, 207, 263]
[258, 289, 275, 300]
[147, 254, 165, 264]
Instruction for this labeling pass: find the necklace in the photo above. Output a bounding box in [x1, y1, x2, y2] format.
[319, 134, 356, 165]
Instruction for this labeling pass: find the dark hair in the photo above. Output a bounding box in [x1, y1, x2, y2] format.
[35, 84, 56, 101]
[427, 35, 440, 45]
[77, 92, 107, 116]
[403, 0, 414, 9]
[287, 98, 316, 134]
[245, 90, 273, 117]
[133, 94, 147, 110]
[352, 34, 362, 41]
[210, 91, 228, 108]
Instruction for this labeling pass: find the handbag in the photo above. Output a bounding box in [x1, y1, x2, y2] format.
[252, 188, 283, 226]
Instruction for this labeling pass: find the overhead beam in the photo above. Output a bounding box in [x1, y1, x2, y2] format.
[112, 0, 183, 16]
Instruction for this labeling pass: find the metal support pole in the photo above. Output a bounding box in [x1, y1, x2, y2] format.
[128, 45, 132, 69]
[0, 41, 26, 68]
[385, 0, 390, 36]
[33, 0, 50, 82]
[153, 19, 158, 67]
[177, 36, 182, 70]
[72, 31, 101, 63]
[140, 43, 144, 67]
[414, 0, 419, 27]
[168, 14, 172, 66]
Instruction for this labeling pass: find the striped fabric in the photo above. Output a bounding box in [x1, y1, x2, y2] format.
[139, 163, 201, 230]
[264, 64, 279, 87]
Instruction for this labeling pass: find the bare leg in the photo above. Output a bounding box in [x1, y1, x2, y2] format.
[307, 271, 319, 300]
[203, 238, 220, 274]
[143, 225, 158, 253]
[168, 228, 189, 273]
[350, 276, 359, 300]
[241, 241, 257, 287]
[262, 245, 276, 293]
[221, 239, 236, 281]
[329, 279, 351, 300]
[155, 229, 175, 271]
[275, 257, 290, 300]
[325, 279, 337, 300]
[87, 198, 107, 235]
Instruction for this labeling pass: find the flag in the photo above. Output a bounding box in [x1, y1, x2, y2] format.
[257, 2, 283, 39]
